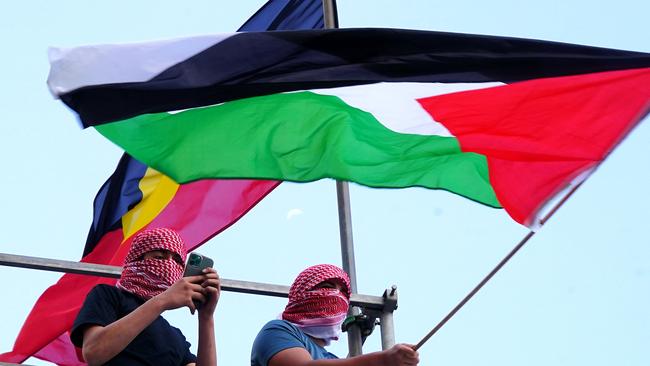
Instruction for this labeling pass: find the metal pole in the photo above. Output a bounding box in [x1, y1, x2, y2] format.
[380, 312, 395, 349]
[321, 0, 363, 357]
[336, 182, 358, 292]
[0, 252, 393, 311]
[379, 286, 398, 349]
[323, 0, 338, 29]
[337, 181, 363, 355]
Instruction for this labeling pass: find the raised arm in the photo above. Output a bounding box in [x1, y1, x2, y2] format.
[81, 276, 207, 366]
[269, 344, 419, 366]
[194, 268, 221, 366]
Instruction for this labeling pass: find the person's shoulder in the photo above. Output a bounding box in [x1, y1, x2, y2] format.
[84, 283, 115, 298]
[85, 284, 141, 309]
[255, 319, 304, 342]
[260, 319, 299, 333]
[91, 283, 118, 293]
[87, 283, 125, 299]
[252, 320, 306, 366]
[71, 285, 122, 346]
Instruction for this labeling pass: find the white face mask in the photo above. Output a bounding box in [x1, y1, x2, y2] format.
[290, 312, 347, 346]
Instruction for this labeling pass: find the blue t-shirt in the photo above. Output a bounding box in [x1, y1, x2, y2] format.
[251, 320, 338, 366]
[71, 284, 197, 366]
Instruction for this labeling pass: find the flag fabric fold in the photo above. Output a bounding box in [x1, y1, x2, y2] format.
[48, 28, 650, 226]
[1, 0, 325, 364]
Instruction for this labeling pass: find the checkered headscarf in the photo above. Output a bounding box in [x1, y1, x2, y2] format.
[116, 228, 188, 300]
[282, 264, 351, 343]
[286, 264, 351, 304]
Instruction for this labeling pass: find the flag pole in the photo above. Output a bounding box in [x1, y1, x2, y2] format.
[322, 0, 364, 357]
[413, 181, 585, 351]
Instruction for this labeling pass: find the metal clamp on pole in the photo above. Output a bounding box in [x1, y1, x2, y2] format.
[346, 285, 398, 350]
[342, 312, 378, 345]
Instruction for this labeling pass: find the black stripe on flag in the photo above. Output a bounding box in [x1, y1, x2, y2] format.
[60, 28, 650, 127]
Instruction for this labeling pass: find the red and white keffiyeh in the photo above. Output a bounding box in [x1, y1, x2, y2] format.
[116, 228, 187, 300]
[282, 264, 351, 344]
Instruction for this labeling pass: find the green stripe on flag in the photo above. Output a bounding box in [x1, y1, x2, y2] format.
[97, 91, 501, 208]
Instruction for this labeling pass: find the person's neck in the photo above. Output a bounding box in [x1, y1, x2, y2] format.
[308, 335, 327, 348]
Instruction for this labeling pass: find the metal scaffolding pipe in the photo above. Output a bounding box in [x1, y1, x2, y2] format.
[321, 0, 364, 357]
[379, 286, 398, 350]
[0, 252, 393, 311]
[380, 312, 396, 350]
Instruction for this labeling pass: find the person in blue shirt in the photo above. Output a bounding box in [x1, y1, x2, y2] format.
[251, 264, 419, 366]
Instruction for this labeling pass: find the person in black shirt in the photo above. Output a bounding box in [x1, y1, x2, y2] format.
[71, 228, 219, 366]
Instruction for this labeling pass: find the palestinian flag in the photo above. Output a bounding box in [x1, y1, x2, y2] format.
[48, 28, 650, 226]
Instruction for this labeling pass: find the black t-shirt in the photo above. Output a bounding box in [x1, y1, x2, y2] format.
[71, 284, 197, 366]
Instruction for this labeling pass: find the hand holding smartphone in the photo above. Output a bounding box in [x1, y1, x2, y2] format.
[183, 252, 214, 277]
[183, 252, 215, 311]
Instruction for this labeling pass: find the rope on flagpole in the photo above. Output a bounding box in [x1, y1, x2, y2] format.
[413, 181, 585, 351]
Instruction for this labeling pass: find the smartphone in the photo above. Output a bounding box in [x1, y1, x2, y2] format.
[183, 252, 214, 277]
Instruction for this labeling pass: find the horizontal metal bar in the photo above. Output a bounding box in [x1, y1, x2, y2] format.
[0, 252, 391, 311]
[0, 252, 122, 277]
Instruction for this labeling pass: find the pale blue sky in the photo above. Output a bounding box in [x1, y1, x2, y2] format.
[1, 1, 649, 365]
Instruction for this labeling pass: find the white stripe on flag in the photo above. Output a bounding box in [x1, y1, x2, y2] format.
[47, 33, 234, 97]
[311, 82, 504, 137]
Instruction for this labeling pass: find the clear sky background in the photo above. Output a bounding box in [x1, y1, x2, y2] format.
[1, 1, 649, 365]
